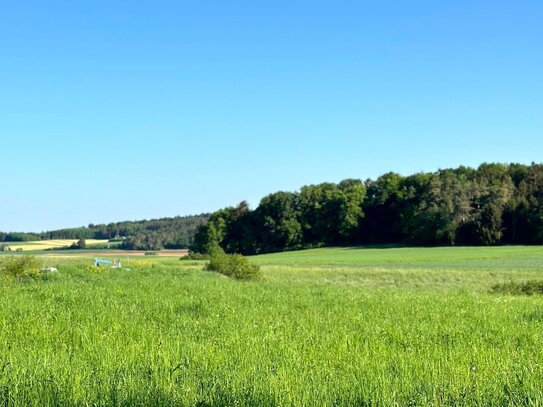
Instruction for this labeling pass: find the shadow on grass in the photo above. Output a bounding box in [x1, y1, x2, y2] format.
[491, 280, 543, 295]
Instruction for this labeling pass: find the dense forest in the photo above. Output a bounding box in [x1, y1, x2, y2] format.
[0, 215, 209, 250]
[192, 163, 543, 255]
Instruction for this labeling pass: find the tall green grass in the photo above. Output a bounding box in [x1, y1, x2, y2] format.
[0, 248, 542, 405]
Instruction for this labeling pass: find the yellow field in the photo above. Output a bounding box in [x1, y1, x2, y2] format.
[1, 239, 109, 251]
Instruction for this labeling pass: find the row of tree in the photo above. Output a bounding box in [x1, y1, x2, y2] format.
[0, 214, 209, 250]
[192, 163, 543, 255]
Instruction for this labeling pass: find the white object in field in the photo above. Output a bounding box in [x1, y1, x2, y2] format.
[41, 267, 58, 273]
[95, 258, 122, 268]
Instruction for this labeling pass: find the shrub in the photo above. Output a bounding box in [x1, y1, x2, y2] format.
[205, 249, 261, 280]
[491, 280, 543, 295]
[0, 256, 43, 280]
[181, 251, 210, 261]
[68, 238, 87, 250]
[145, 252, 157, 256]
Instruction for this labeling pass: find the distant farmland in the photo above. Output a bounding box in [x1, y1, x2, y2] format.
[40, 249, 189, 258]
[0, 240, 190, 257]
[0, 239, 109, 251]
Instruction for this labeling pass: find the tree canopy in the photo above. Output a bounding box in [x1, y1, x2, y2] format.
[192, 163, 543, 254]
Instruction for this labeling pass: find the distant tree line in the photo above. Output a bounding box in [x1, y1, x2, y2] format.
[192, 163, 543, 255]
[0, 215, 209, 250]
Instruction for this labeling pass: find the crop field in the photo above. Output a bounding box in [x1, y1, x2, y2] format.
[1, 239, 109, 251]
[1, 246, 543, 405]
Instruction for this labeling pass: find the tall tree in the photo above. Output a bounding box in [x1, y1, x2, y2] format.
[254, 191, 302, 253]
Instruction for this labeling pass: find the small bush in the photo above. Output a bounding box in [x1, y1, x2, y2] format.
[491, 280, 543, 295]
[0, 256, 43, 280]
[145, 252, 157, 256]
[181, 251, 210, 261]
[205, 250, 261, 280]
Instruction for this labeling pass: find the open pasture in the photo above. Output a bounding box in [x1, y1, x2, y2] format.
[1, 246, 543, 405]
[254, 246, 543, 291]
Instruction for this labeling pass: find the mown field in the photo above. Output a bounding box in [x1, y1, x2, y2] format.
[1, 247, 543, 405]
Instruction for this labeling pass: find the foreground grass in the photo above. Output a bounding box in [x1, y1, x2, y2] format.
[0, 248, 543, 405]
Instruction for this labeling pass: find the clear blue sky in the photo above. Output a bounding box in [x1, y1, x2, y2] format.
[1, 1, 542, 232]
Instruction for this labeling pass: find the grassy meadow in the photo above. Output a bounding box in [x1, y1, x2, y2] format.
[1, 247, 543, 405]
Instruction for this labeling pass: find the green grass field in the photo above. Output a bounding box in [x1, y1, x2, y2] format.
[1, 247, 543, 405]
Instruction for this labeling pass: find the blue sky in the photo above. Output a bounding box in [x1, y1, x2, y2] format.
[1, 1, 542, 231]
